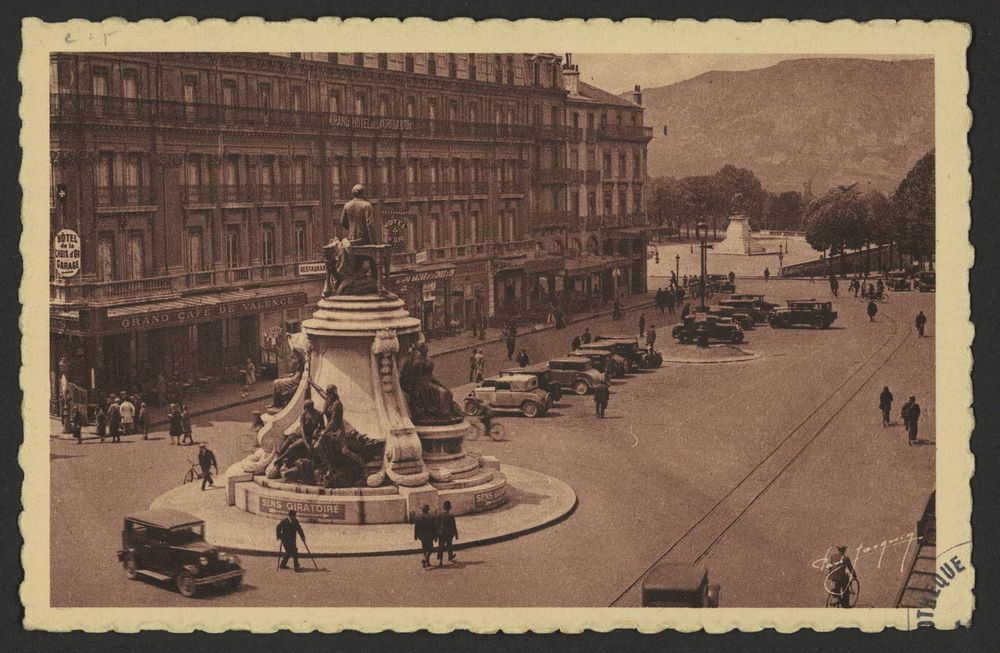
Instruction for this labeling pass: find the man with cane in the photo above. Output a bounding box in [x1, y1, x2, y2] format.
[276, 509, 307, 572]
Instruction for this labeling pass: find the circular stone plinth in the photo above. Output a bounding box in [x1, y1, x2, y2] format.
[662, 344, 761, 364]
[149, 464, 576, 556]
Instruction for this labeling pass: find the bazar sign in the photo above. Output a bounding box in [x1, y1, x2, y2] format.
[390, 267, 456, 285]
[259, 496, 345, 521]
[53, 229, 81, 278]
[113, 292, 308, 330]
[328, 114, 413, 131]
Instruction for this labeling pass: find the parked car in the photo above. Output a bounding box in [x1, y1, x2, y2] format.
[595, 335, 664, 369]
[719, 295, 776, 322]
[768, 299, 838, 329]
[545, 357, 606, 395]
[570, 347, 627, 379]
[912, 271, 935, 292]
[641, 563, 721, 608]
[699, 305, 754, 331]
[885, 270, 912, 291]
[464, 374, 552, 418]
[706, 273, 736, 294]
[498, 363, 562, 401]
[672, 315, 745, 344]
[576, 342, 630, 376]
[117, 509, 244, 598]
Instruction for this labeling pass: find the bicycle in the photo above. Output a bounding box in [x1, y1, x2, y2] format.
[464, 400, 506, 442]
[824, 574, 860, 608]
[182, 459, 204, 484]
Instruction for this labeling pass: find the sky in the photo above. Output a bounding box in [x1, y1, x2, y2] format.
[570, 53, 928, 95]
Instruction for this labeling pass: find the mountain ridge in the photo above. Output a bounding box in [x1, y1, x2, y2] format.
[632, 57, 934, 194]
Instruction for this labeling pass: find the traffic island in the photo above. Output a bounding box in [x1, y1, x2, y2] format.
[661, 344, 762, 364]
[149, 463, 576, 556]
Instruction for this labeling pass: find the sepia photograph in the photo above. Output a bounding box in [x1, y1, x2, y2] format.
[20, 17, 973, 632]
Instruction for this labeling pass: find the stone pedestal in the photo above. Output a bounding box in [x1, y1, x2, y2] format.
[715, 214, 765, 255]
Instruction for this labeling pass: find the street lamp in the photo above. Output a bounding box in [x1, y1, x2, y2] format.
[695, 221, 709, 311]
[778, 249, 784, 273]
[675, 253, 680, 285]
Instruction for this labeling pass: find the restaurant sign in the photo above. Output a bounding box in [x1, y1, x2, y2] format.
[53, 229, 81, 278]
[111, 292, 308, 332]
[297, 261, 327, 276]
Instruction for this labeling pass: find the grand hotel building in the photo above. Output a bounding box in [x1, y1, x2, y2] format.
[49, 51, 653, 405]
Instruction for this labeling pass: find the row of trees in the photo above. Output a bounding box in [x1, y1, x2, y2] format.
[648, 164, 807, 236]
[803, 150, 935, 267]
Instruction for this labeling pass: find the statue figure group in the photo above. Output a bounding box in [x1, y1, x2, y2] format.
[323, 184, 379, 297]
[399, 342, 463, 424]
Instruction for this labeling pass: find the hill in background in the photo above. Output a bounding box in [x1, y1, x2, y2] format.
[634, 58, 933, 194]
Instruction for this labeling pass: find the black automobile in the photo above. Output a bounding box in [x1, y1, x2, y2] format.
[117, 509, 244, 598]
[885, 271, 912, 291]
[545, 357, 607, 395]
[706, 274, 736, 294]
[700, 305, 754, 330]
[642, 563, 721, 608]
[594, 335, 664, 369]
[719, 295, 776, 323]
[672, 315, 745, 344]
[499, 363, 563, 401]
[570, 347, 627, 378]
[768, 299, 838, 329]
[912, 271, 935, 292]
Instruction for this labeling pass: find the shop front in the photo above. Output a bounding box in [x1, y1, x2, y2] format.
[563, 255, 629, 311]
[449, 259, 489, 334]
[387, 263, 457, 336]
[492, 256, 526, 321]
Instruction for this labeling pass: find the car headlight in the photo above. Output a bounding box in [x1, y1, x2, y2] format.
[218, 553, 231, 563]
[198, 555, 209, 566]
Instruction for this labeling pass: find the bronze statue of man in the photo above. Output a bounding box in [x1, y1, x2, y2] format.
[323, 184, 380, 296]
[342, 184, 375, 245]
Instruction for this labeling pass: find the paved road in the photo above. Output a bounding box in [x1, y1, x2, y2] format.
[49, 280, 934, 607]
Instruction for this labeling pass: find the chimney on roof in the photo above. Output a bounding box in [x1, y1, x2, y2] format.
[562, 53, 580, 95]
[632, 84, 642, 106]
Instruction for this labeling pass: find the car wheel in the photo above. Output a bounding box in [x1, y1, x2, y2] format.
[227, 575, 243, 591]
[813, 315, 826, 329]
[573, 380, 589, 396]
[176, 571, 197, 598]
[730, 331, 744, 344]
[488, 424, 506, 441]
[521, 402, 539, 418]
[464, 399, 482, 417]
[124, 556, 139, 580]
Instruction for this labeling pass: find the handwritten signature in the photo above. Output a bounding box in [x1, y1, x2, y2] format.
[810, 531, 922, 575]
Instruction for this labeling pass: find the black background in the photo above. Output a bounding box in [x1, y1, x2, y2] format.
[2, 1, 997, 650]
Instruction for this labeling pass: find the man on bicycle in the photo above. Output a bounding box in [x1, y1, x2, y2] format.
[825, 546, 858, 607]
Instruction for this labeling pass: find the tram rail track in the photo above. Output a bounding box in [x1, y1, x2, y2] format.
[610, 308, 914, 607]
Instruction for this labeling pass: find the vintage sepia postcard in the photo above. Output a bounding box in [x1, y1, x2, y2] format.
[20, 17, 972, 632]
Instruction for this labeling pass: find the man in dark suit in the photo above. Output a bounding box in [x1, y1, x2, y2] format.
[413, 503, 437, 570]
[276, 510, 307, 571]
[436, 500, 458, 566]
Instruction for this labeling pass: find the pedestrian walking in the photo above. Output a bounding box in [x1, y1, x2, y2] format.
[504, 324, 517, 360]
[666, 288, 676, 314]
[612, 298, 623, 321]
[830, 275, 840, 297]
[71, 407, 83, 445]
[138, 402, 149, 440]
[168, 403, 182, 445]
[470, 347, 486, 383]
[646, 325, 657, 349]
[516, 348, 529, 367]
[276, 509, 307, 571]
[915, 310, 927, 337]
[638, 313, 646, 338]
[180, 405, 193, 445]
[594, 382, 610, 418]
[764, 267, 770, 282]
[555, 307, 566, 329]
[571, 334, 582, 351]
[580, 327, 593, 345]
[197, 443, 218, 491]
[879, 386, 893, 427]
[108, 399, 122, 443]
[728, 270, 736, 287]
[681, 303, 691, 320]
[120, 397, 135, 435]
[244, 358, 257, 385]
[95, 405, 107, 442]
[436, 500, 458, 566]
[414, 504, 437, 569]
[867, 300, 878, 322]
[902, 396, 921, 445]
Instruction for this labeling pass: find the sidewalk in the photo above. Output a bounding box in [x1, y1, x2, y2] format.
[52, 292, 658, 438]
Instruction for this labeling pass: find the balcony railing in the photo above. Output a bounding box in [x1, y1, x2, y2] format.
[529, 211, 574, 229]
[51, 93, 538, 141]
[601, 213, 648, 228]
[288, 183, 320, 202]
[182, 185, 216, 204]
[220, 184, 254, 203]
[95, 185, 156, 207]
[534, 168, 576, 184]
[595, 124, 654, 141]
[534, 124, 581, 141]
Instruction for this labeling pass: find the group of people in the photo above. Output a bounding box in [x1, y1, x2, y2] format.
[167, 403, 195, 446]
[570, 327, 593, 351]
[850, 276, 886, 302]
[413, 501, 460, 569]
[81, 392, 150, 445]
[878, 386, 923, 445]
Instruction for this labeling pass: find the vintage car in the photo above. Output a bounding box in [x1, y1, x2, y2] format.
[706, 273, 736, 294]
[498, 363, 562, 401]
[912, 271, 935, 292]
[699, 305, 754, 331]
[117, 509, 244, 598]
[545, 356, 606, 395]
[885, 270, 912, 291]
[641, 563, 721, 608]
[570, 347, 627, 379]
[464, 374, 552, 418]
[594, 335, 664, 369]
[719, 295, 777, 322]
[768, 299, 838, 329]
[671, 315, 745, 344]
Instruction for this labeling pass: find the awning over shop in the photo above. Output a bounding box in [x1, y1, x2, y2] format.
[64, 287, 310, 335]
[524, 255, 565, 275]
[563, 255, 629, 277]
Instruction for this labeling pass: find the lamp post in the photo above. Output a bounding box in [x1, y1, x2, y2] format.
[778, 249, 784, 274]
[675, 254, 680, 285]
[695, 221, 709, 310]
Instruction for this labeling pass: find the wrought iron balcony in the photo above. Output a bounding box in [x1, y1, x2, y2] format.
[94, 185, 156, 207]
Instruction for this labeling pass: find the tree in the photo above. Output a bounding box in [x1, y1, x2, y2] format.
[804, 188, 869, 275]
[862, 190, 892, 272]
[766, 191, 805, 231]
[648, 177, 688, 231]
[892, 150, 935, 264]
